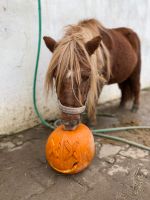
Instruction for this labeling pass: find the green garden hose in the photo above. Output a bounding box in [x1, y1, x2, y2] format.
[33, 0, 54, 130]
[33, 0, 150, 151]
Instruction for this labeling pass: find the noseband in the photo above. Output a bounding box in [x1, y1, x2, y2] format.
[58, 100, 86, 115]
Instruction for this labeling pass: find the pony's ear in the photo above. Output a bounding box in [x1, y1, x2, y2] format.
[43, 36, 57, 52]
[85, 36, 102, 55]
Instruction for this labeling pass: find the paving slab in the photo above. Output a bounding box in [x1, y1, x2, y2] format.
[0, 89, 150, 200]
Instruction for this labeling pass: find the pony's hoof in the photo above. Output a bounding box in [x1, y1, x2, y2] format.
[131, 105, 139, 113]
[119, 104, 126, 110]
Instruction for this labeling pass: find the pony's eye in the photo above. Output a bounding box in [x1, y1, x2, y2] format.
[81, 74, 90, 81]
[53, 69, 57, 77]
[100, 68, 105, 75]
[81, 70, 90, 80]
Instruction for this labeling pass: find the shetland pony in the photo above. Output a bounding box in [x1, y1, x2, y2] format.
[43, 19, 141, 130]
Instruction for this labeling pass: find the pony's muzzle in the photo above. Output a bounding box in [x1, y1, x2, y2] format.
[62, 119, 80, 131]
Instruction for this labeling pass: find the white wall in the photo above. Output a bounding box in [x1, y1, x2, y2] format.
[0, 0, 150, 135]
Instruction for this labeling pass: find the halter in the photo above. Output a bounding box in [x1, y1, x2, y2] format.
[58, 100, 86, 115]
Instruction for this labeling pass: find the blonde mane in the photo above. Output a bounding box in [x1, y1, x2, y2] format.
[45, 19, 111, 118]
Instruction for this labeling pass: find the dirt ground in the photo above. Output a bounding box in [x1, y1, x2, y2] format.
[0, 89, 150, 200]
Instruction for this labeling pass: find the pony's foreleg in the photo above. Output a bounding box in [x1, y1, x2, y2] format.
[84, 107, 97, 127]
[87, 101, 98, 126]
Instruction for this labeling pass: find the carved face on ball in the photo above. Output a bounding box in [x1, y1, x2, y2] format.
[46, 123, 95, 174]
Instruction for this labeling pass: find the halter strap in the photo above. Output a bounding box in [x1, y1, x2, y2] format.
[58, 100, 86, 115]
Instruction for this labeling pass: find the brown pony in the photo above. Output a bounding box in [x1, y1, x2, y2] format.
[43, 19, 141, 130]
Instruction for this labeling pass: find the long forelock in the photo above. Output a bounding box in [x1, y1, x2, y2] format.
[45, 30, 92, 95]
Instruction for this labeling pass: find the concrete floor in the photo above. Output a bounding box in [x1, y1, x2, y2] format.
[0, 89, 150, 200]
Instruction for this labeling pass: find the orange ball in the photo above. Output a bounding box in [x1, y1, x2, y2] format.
[45, 123, 95, 174]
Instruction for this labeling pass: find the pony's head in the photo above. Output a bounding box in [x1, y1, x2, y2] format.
[44, 23, 110, 130]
